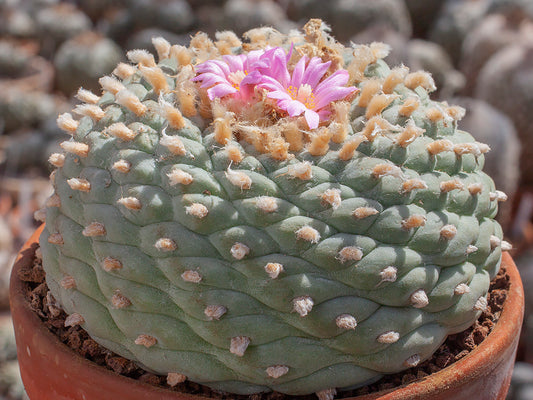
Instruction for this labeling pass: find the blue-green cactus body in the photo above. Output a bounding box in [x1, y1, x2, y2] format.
[40, 22, 505, 398]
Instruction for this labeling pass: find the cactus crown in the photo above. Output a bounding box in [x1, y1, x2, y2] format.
[39, 19, 506, 399]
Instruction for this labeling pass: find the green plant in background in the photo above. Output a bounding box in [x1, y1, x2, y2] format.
[38, 19, 509, 399]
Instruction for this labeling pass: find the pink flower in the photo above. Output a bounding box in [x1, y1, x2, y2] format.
[258, 48, 357, 129]
[192, 51, 266, 101]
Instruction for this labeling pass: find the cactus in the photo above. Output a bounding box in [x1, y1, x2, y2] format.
[0, 40, 32, 77]
[36, 3, 92, 56]
[286, 0, 412, 43]
[0, 90, 59, 133]
[126, 0, 195, 35]
[403, 0, 444, 37]
[0, 316, 24, 399]
[197, 0, 295, 37]
[429, 0, 491, 66]
[39, 20, 506, 397]
[475, 43, 533, 185]
[460, 14, 533, 95]
[53, 31, 123, 96]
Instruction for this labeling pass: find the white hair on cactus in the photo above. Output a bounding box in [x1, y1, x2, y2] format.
[474, 296, 488, 311]
[60, 141, 89, 157]
[335, 314, 357, 330]
[295, 226, 321, 243]
[155, 238, 177, 252]
[264, 262, 284, 279]
[126, 49, 156, 67]
[82, 222, 106, 237]
[377, 331, 400, 344]
[99, 75, 125, 94]
[454, 283, 470, 295]
[76, 88, 100, 104]
[67, 178, 91, 192]
[167, 168, 194, 185]
[352, 207, 379, 219]
[288, 161, 313, 180]
[321, 188, 342, 209]
[112, 159, 131, 173]
[64, 313, 84, 327]
[337, 246, 363, 263]
[152, 36, 171, 60]
[316, 388, 337, 400]
[102, 257, 123, 272]
[440, 225, 457, 240]
[57, 112, 79, 133]
[113, 63, 136, 79]
[73, 104, 105, 121]
[181, 270, 202, 283]
[255, 196, 278, 213]
[292, 296, 314, 317]
[230, 242, 250, 260]
[204, 305, 227, 320]
[60, 276, 76, 289]
[225, 166, 252, 190]
[410, 289, 429, 308]
[115, 89, 147, 116]
[117, 197, 142, 210]
[48, 153, 65, 168]
[111, 291, 132, 309]
[230, 336, 250, 356]
[266, 365, 289, 379]
[160, 131, 186, 155]
[134, 334, 157, 348]
[379, 266, 398, 283]
[186, 203, 209, 219]
[403, 354, 421, 368]
[167, 373, 187, 387]
[107, 122, 137, 141]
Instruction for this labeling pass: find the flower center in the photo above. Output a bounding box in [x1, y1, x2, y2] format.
[287, 84, 316, 109]
[228, 70, 247, 90]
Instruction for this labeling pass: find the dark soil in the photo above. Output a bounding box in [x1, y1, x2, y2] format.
[18, 242, 510, 399]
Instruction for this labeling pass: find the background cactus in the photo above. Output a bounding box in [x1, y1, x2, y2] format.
[460, 14, 533, 95]
[36, 20, 506, 399]
[286, 0, 412, 43]
[429, 0, 491, 66]
[53, 31, 123, 96]
[475, 42, 533, 185]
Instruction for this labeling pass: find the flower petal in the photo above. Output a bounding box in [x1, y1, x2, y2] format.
[304, 109, 320, 129]
[314, 70, 350, 95]
[267, 90, 292, 101]
[286, 100, 307, 117]
[302, 58, 331, 88]
[315, 86, 357, 109]
[258, 75, 287, 92]
[291, 56, 308, 88]
[241, 70, 263, 86]
[222, 54, 245, 72]
[260, 47, 290, 87]
[207, 84, 237, 100]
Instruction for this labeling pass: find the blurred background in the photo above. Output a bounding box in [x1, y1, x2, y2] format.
[2, 0, 533, 398]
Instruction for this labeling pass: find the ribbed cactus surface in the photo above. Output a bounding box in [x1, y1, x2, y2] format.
[39, 20, 506, 398]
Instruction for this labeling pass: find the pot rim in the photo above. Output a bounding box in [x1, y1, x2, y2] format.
[10, 225, 524, 400]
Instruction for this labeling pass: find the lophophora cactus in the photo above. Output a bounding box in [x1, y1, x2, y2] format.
[38, 20, 508, 398]
[475, 43, 533, 185]
[53, 31, 123, 96]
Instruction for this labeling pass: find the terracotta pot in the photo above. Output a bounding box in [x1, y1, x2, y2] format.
[10, 226, 524, 400]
